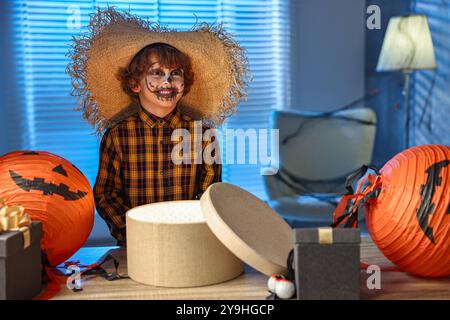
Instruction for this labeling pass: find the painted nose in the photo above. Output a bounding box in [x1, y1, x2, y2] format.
[163, 76, 173, 84]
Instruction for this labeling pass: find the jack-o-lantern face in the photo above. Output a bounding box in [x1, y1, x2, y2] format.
[0, 150, 94, 266]
[366, 145, 450, 278]
[333, 145, 450, 278]
[417, 160, 450, 244]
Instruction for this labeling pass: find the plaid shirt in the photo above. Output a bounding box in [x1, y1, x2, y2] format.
[94, 105, 221, 245]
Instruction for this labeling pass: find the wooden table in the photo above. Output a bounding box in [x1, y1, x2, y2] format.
[52, 238, 450, 300]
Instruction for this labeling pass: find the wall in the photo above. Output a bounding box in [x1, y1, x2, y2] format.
[290, 0, 366, 112]
[289, 0, 440, 167]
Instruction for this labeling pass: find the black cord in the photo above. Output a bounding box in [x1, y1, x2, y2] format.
[281, 89, 379, 145]
[282, 115, 376, 145]
[418, 70, 437, 130]
[273, 168, 341, 206]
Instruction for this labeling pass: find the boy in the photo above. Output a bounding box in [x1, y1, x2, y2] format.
[94, 43, 221, 245]
[67, 8, 250, 246]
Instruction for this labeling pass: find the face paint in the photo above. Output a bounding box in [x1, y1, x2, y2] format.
[145, 65, 185, 102]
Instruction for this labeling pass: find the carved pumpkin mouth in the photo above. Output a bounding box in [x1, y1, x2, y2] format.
[417, 160, 450, 243]
[9, 170, 88, 201]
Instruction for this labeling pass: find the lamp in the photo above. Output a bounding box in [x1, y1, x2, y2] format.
[376, 15, 436, 148]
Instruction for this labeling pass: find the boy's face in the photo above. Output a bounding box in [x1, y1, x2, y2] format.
[132, 53, 185, 114]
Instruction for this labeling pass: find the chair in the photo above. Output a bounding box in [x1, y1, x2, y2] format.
[263, 107, 377, 231]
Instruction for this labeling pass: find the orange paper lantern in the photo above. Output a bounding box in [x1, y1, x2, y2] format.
[334, 145, 450, 277]
[0, 151, 94, 266]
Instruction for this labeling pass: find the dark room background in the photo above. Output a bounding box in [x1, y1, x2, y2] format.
[1, 0, 449, 244]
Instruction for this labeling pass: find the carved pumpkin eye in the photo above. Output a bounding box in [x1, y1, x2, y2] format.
[52, 164, 68, 177]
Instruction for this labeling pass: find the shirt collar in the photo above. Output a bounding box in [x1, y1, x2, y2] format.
[138, 104, 181, 129]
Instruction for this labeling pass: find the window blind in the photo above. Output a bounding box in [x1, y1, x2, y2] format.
[411, 0, 450, 146]
[219, 0, 291, 199]
[12, 0, 291, 201]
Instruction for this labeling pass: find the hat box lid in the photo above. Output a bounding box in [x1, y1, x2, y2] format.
[200, 183, 293, 276]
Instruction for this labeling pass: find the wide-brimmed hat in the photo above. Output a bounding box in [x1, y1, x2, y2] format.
[67, 7, 252, 135]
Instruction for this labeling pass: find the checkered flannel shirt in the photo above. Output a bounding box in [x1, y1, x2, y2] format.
[94, 105, 221, 245]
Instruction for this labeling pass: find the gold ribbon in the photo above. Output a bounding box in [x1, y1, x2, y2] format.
[318, 227, 333, 245]
[0, 198, 32, 249]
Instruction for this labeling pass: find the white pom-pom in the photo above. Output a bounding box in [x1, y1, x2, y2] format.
[267, 274, 285, 293]
[275, 279, 295, 299]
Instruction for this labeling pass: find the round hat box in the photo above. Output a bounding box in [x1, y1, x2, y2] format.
[126, 200, 244, 287]
[126, 183, 293, 287]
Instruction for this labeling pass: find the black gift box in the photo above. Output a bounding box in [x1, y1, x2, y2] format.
[0, 221, 43, 300]
[293, 227, 361, 300]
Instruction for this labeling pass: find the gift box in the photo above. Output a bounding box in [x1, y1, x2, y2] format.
[293, 227, 360, 300]
[126, 183, 293, 288]
[0, 221, 43, 300]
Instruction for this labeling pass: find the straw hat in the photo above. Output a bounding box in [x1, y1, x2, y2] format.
[67, 7, 252, 135]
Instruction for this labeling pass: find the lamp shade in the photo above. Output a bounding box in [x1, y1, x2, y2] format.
[377, 15, 436, 71]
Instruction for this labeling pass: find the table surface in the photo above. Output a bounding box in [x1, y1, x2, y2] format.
[51, 237, 450, 300]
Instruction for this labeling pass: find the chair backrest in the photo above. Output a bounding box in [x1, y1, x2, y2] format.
[271, 107, 377, 195]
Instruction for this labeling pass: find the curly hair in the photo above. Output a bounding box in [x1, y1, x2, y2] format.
[117, 42, 194, 102]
